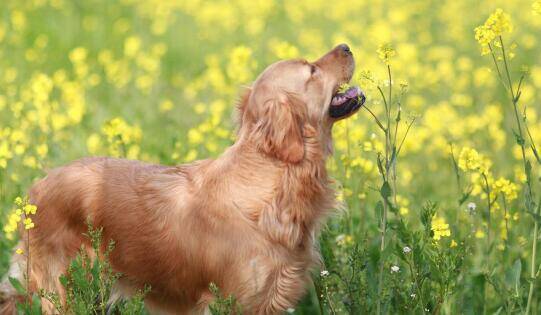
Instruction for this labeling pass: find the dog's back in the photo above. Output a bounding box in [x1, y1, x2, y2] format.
[0, 157, 183, 313]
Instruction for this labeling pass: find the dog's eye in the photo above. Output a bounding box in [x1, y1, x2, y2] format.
[310, 65, 317, 75]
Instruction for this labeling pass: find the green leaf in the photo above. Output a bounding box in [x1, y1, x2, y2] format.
[504, 259, 522, 297]
[512, 259, 521, 295]
[458, 187, 473, 206]
[376, 154, 385, 176]
[9, 277, 26, 295]
[513, 129, 525, 146]
[389, 147, 397, 167]
[380, 181, 392, 199]
[526, 160, 532, 179]
[31, 294, 42, 315]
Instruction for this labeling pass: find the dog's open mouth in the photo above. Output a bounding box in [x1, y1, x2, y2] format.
[329, 85, 366, 119]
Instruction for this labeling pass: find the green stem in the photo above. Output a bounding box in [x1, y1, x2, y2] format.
[364, 104, 386, 132]
[482, 172, 492, 256]
[501, 193, 510, 249]
[526, 217, 538, 315]
[26, 226, 30, 306]
[494, 36, 537, 315]
[376, 65, 396, 315]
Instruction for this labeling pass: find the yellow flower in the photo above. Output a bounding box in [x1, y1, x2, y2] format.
[187, 128, 203, 145]
[24, 218, 35, 230]
[432, 216, 451, 240]
[399, 207, 409, 215]
[336, 234, 354, 246]
[159, 99, 174, 113]
[15, 248, 23, 255]
[475, 229, 486, 238]
[184, 149, 198, 162]
[377, 43, 396, 65]
[450, 239, 458, 248]
[23, 204, 37, 215]
[534, 1, 541, 15]
[226, 46, 256, 83]
[101, 117, 142, 157]
[124, 36, 142, 58]
[69, 47, 88, 64]
[268, 39, 299, 59]
[87, 133, 102, 154]
[474, 9, 513, 53]
[36, 143, 48, 158]
[492, 177, 518, 201]
[458, 147, 489, 174]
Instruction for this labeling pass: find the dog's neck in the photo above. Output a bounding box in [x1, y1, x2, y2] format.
[227, 126, 336, 250]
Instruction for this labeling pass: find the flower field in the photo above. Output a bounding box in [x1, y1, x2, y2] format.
[1, 0, 541, 313]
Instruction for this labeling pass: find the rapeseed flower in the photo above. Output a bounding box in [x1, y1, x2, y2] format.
[458, 147, 490, 174]
[3, 197, 38, 239]
[533, 1, 541, 15]
[474, 9, 513, 54]
[432, 216, 451, 240]
[24, 218, 34, 230]
[492, 177, 518, 201]
[377, 43, 396, 65]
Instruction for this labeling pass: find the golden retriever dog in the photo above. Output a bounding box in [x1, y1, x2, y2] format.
[0, 44, 365, 314]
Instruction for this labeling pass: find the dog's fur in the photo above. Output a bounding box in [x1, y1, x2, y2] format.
[0, 45, 356, 314]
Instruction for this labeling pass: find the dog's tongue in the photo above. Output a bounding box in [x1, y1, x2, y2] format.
[331, 86, 362, 106]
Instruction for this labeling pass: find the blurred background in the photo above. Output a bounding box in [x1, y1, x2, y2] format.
[1, 0, 541, 313]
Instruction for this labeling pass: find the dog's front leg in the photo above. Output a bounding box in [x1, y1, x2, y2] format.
[250, 262, 309, 315]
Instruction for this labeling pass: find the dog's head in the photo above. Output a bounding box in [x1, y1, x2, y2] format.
[238, 44, 365, 163]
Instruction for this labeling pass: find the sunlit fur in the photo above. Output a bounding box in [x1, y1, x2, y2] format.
[0, 45, 356, 315]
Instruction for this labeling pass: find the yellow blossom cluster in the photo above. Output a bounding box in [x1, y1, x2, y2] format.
[97, 118, 143, 159]
[474, 9, 513, 54]
[458, 147, 491, 174]
[376, 43, 396, 65]
[534, 1, 541, 15]
[492, 177, 518, 201]
[432, 216, 451, 241]
[3, 197, 37, 240]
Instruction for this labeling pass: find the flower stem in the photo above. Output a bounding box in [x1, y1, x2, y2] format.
[376, 65, 394, 315]
[26, 223, 31, 306]
[493, 36, 538, 315]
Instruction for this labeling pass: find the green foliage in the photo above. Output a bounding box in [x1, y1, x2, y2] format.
[8, 277, 41, 315]
[208, 282, 241, 315]
[39, 224, 149, 315]
[316, 202, 466, 314]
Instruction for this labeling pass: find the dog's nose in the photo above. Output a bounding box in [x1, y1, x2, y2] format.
[338, 43, 352, 55]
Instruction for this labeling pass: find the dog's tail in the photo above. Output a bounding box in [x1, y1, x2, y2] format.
[0, 244, 27, 315]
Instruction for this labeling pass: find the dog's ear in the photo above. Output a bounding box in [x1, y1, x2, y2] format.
[253, 94, 305, 163]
